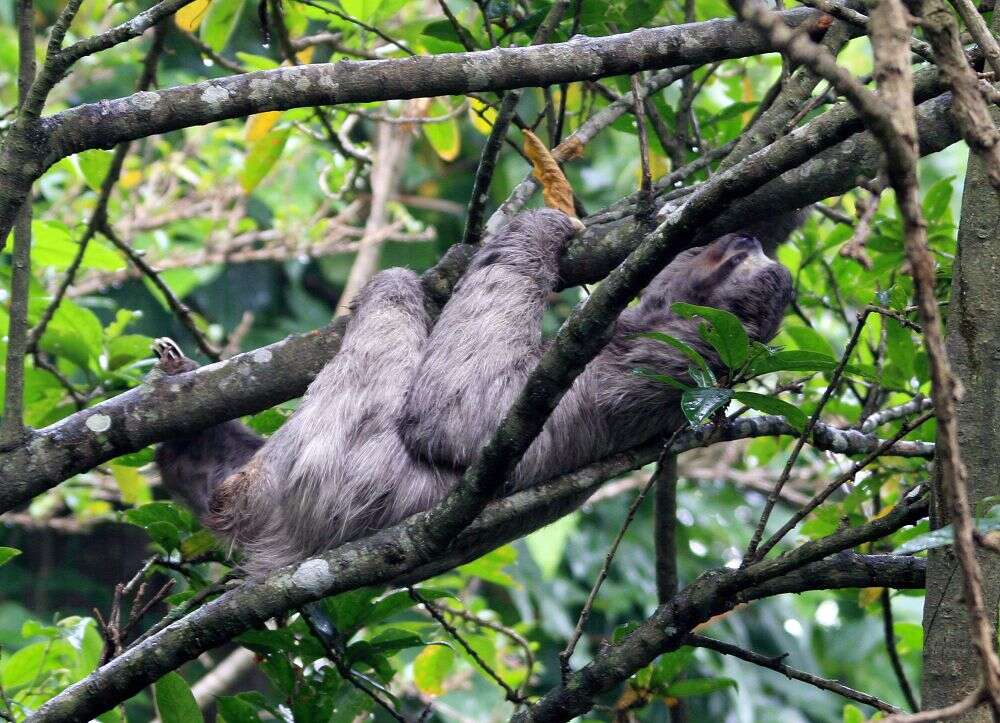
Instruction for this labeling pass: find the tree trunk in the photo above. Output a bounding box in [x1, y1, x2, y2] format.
[920, 127, 1000, 717]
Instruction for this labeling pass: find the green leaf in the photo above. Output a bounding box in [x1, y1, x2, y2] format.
[680, 387, 732, 427]
[688, 364, 715, 388]
[894, 516, 1000, 554]
[1, 641, 60, 688]
[26, 220, 123, 271]
[843, 704, 865, 723]
[525, 512, 579, 578]
[40, 300, 103, 371]
[216, 695, 263, 723]
[456, 545, 519, 587]
[885, 318, 916, 386]
[748, 349, 839, 376]
[640, 331, 709, 372]
[200, 0, 244, 52]
[671, 303, 749, 370]
[154, 672, 204, 723]
[124, 501, 197, 533]
[667, 676, 738, 697]
[423, 108, 461, 161]
[341, 0, 383, 21]
[362, 587, 454, 627]
[632, 368, 692, 391]
[922, 176, 954, 220]
[107, 334, 154, 371]
[732, 391, 808, 432]
[413, 644, 454, 695]
[783, 325, 835, 358]
[240, 127, 291, 192]
[650, 647, 695, 688]
[76, 150, 114, 192]
[0, 547, 21, 566]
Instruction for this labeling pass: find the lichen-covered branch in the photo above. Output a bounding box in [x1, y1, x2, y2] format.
[0, 4, 847, 243]
[28, 464, 928, 723]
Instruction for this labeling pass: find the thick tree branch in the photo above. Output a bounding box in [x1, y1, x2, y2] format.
[515, 497, 928, 723]
[29, 464, 927, 723]
[0, 84, 957, 509]
[0, 5, 852, 243]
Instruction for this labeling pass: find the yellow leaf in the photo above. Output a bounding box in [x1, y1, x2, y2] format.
[468, 97, 497, 135]
[741, 75, 755, 125]
[423, 99, 461, 162]
[858, 587, 884, 608]
[871, 502, 895, 521]
[295, 45, 315, 64]
[119, 169, 142, 190]
[175, 0, 211, 32]
[245, 110, 283, 141]
[111, 465, 151, 506]
[413, 645, 454, 695]
[522, 129, 576, 217]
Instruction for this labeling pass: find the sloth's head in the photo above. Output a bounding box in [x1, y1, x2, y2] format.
[646, 232, 795, 342]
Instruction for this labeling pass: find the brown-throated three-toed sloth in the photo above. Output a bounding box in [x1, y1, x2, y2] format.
[154, 209, 794, 575]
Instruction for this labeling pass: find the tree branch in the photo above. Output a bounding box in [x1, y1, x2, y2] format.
[0, 4, 853, 243]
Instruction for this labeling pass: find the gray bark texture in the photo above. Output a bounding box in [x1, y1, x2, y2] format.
[920, 102, 1000, 719]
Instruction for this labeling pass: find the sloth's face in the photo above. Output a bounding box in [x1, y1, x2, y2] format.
[660, 233, 794, 342]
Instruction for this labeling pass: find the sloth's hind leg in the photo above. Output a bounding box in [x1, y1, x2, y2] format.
[224, 269, 441, 575]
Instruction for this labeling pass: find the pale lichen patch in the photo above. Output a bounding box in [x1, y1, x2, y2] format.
[200, 84, 231, 106]
[291, 558, 331, 594]
[86, 414, 112, 433]
[132, 91, 160, 111]
[248, 78, 271, 102]
[253, 349, 273, 364]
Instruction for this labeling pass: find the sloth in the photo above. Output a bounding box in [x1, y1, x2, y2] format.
[154, 209, 794, 576]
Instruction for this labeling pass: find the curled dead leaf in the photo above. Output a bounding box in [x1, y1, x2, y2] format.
[522, 129, 577, 218]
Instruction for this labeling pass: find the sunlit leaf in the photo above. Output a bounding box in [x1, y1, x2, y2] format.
[423, 100, 461, 162]
[469, 97, 498, 134]
[111, 464, 150, 506]
[414, 644, 454, 696]
[154, 672, 204, 723]
[240, 127, 291, 192]
[525, 512, 579, 578]
[0, 547, 20, 566]
[201, 0, 245, 52]
[76, 149, 113, 193]
[175, 0, 211, 31]
[245, 111, 283, 141]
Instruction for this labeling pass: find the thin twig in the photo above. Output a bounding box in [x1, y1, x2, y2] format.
[756, 409, 934, 558]
[0, 0, 37, 447]
[299, 603, 407, 722]
[880, 588, 919, 711]
[292, 0, 416, 55]
[559, 429, 682, 681]
[462, 0, 570, 246]
[687, 634, 900, 713]
[409, 588, 524, 704]
[877, 686, 986, 723]
[98, 223, 220, 360]
[745, 309, 872, 562]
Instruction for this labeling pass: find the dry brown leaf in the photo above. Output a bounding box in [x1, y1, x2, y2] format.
[522, 129, 576, 217]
